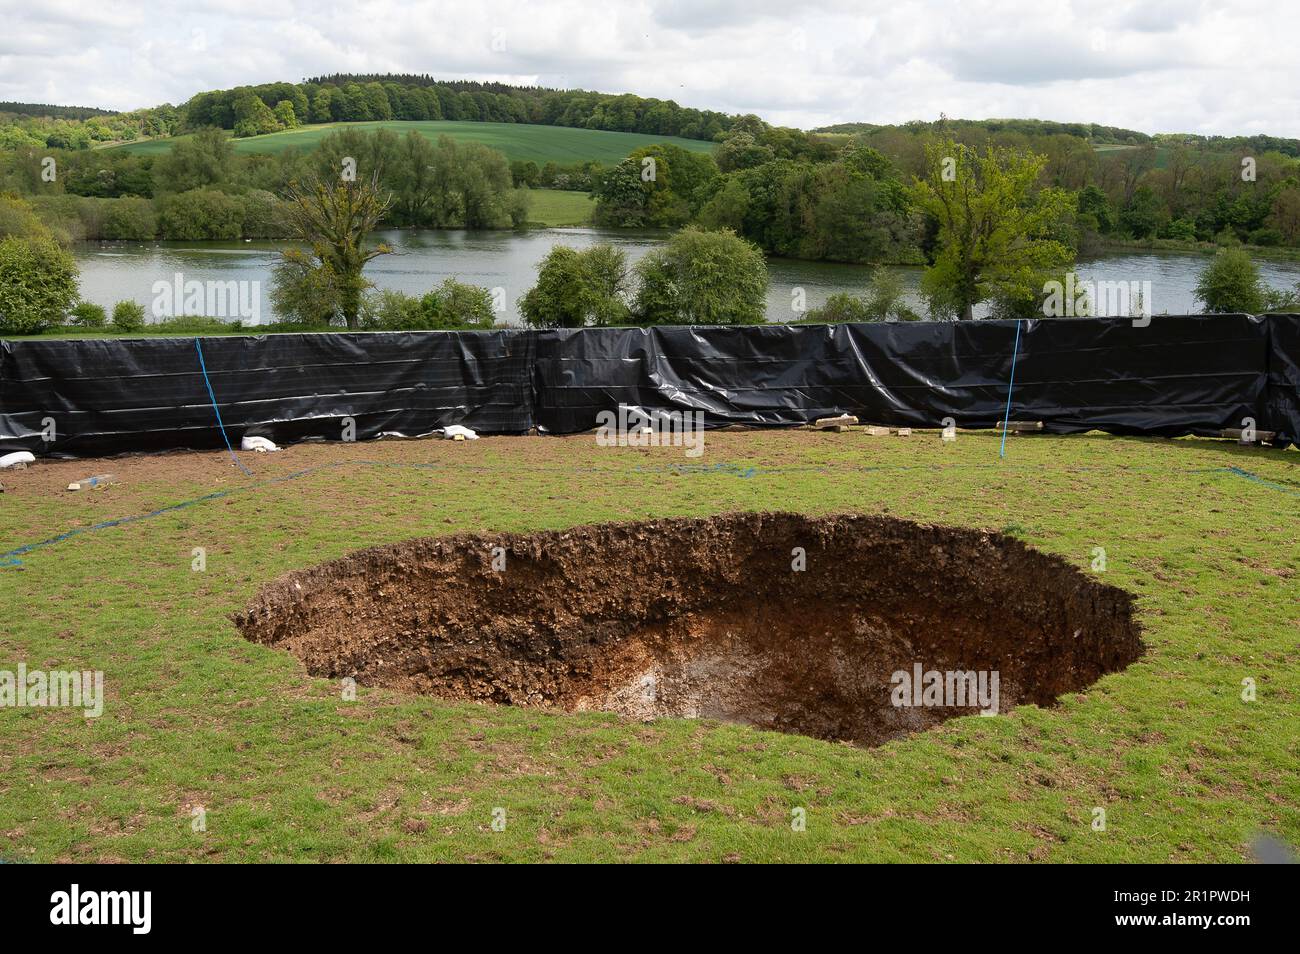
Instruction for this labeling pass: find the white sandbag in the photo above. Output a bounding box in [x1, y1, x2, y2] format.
[241, 436, 279, 453]
[443, 425, 479, 440]
[0, 451, 35, 469]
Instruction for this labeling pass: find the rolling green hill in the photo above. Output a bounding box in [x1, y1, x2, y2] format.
[108, 120, 716, 165]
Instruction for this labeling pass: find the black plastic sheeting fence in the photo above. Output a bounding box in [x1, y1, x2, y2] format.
[1, 314, 1297, 458]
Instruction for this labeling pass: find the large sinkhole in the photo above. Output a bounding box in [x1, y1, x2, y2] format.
[235, 513, 1143, 746]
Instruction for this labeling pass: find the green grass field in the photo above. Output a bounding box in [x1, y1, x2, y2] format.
[1089, 142, 1243, 171]
[109, 120, 716, 166]
[526, 188, 595, 226]
[0, 430, 1296, 862]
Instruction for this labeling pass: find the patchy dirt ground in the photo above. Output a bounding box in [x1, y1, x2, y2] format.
[235, 511, 1142, 746]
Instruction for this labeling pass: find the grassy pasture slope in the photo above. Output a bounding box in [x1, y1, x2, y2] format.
[0, 430, 1296, 862]
[525, 188, 595, 226]
[108, 120, 716, 166]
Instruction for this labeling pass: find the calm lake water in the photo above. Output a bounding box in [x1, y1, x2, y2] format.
[72, 228, 1300, 325]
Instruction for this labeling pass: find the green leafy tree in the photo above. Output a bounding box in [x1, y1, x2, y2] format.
[593, 144, 717, 227]
[152, 127, 235, 193]
[801, 292, 872, 323]
[453, 141, 516, 228]
[111, 299, 146, 332]
[697, 147, 911, 265]
[233, 94, 281, 138]
[309, 87, 335, 123]
[356, 132, 514, 229]
[423, 278, 496, 328]
[239, 189, 290, 239]
[632, 227, 768, 325]
[715, 131, 775, 173]
[388, 131, 439, 225]
[310, 128, 400, 188]
[1194, 248, 1266, 313]
[1119, 185, 1166, 239]
[0, 193, 54, 240]
[1076, 184, 1113, 233]
[280, 170, 392, 328]
[289, 88, 310, 124]
[361, 288, 419, 328]
[808, 159, 912, 263]
[1263, 283, 1300, 312]
[1269, 187, 1300, 245]
[273, 100, 299, 128]
[911, 140, 1074, 320]
[506, 188, 530, 227]
[592, 157, 650, 226]
[859, 265, 920, 320]
[510, 160, 541, 187]
[802, 267, 919, 323]
[520, 244, 631, 327]
[0, 233, 79, 333]
[157, 189, 244, 240]
[696, 176, 750, 232]
[69, 301, 108, 327]
[269, 251, 344, 325]
[101, 197, 156, 240]
[364, 83, 392, 121]
[337, 84, 372, 122]
[362, 279, 496, 330]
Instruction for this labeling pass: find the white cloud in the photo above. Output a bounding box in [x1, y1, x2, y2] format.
[0, 0, 1293, 137]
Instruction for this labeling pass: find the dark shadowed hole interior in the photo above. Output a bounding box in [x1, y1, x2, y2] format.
[235, 512, 1143, 746]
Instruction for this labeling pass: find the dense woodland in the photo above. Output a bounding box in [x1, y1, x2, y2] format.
[184, 76, 745, 142]
[0, 102, 115, 120]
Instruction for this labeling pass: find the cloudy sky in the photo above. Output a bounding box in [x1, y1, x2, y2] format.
[2, 0, 1295, 137]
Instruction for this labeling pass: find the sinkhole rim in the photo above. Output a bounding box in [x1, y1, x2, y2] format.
[234, 511, 1145, 746]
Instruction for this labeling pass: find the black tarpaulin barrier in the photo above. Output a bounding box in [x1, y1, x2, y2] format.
[0, 315, 1297, 458]
[1264, 314, 1300, 448]
[0, 330, 534, 458]
[531, 315, 1276, 438]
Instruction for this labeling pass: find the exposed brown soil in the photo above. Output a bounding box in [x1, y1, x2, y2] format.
[234, 512, 1142, 746]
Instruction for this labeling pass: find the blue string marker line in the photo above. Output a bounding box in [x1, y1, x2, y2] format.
[1225, 465, 1300, 496]
[2, 462, 1294, 569]
[999, 319, 1024, 459]
[194, 337, 252, 476]
[0, 461, 352, 568]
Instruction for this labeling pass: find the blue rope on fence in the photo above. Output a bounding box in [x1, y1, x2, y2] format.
[194, 337, 252, 477]
[999, 319, 1024, 459]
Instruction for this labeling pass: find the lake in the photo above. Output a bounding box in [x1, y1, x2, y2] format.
[71, 228, 1300, 325]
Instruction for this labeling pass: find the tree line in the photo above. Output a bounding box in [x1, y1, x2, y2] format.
[0, 104, 181, 151]
[584, 118, 1300, 266]
[182, 76, 757, 143]
[0, 127, 529, 242]
[0, 76, 787, 151]
[815, 117, 1154, 147]
[3, 173, 1293, 337]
